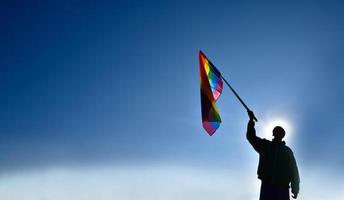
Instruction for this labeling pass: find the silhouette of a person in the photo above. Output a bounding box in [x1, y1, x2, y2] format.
[246, 111, 300, 200]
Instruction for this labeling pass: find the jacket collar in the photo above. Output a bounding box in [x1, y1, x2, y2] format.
[272, 139, 286, 145]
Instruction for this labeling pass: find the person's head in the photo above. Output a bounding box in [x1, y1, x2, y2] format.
[272, 126, 285, 141]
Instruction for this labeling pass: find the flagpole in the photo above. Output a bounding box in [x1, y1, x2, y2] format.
[220, 75, 258, 122]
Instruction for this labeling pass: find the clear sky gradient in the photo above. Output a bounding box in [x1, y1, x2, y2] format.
[1, 1, 344, 199]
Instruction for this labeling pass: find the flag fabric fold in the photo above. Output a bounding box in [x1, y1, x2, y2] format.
[199, 51, 223, 135]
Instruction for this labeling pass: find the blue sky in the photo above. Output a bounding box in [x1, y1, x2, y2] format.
[1, 1, 344, 199]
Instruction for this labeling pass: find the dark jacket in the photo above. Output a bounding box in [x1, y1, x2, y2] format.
[246, 120, 300, 194]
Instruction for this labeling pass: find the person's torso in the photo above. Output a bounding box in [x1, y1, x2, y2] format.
[257, 140, 292, 187]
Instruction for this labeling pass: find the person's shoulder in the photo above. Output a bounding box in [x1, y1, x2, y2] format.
[260, 138, 272, 146]
[283, 145, 294, 155]
[262, 138, 270, 143]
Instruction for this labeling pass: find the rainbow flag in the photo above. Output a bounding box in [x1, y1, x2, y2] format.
[199, 51, 223, 136]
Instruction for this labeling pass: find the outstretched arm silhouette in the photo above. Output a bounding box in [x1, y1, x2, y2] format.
[246, 110, 264, 153]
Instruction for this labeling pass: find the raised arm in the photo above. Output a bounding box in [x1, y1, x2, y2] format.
[246, 110, 264, 153]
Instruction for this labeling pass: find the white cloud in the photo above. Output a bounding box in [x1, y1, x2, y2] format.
[0, 164, 342, 200]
